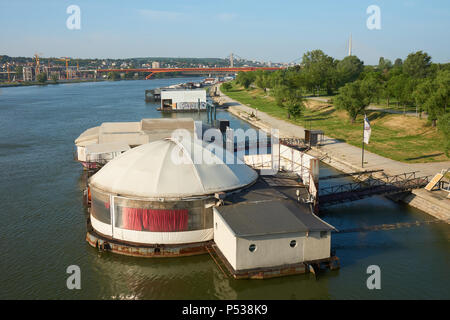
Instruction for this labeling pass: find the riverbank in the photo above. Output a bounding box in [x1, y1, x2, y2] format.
[213, 84, 450, 222]
[222, 83, 447, 163]
[1, 78, 448, 299]
[0, 79, 107, 88]
[0, 74, 204, 88]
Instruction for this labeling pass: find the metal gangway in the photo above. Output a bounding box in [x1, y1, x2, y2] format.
[318, 171, 431, 208]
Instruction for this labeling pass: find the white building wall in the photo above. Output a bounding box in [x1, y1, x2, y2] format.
[213, 209, 237, 269]
[161, 90, 207, 104]
[99, 133, 149, 146]
[279, 144, 319, 188]
[303, 231, 331, 261]
[91, 208, 214, 245]
[235, 233, 305, 271]
[244, 145, 319, 195]
[112, 227, 213, 244]
[77, 146, 87, 162]
[91, 215, 113, 237]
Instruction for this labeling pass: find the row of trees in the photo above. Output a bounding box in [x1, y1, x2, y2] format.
[335, 51, 449, 126]
[232, 50, 449, 154]
[235, 50, 449, 124]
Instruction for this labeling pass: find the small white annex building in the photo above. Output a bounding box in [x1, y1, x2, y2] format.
[213, 201, 335, 272]
[160, 89, 207, 110]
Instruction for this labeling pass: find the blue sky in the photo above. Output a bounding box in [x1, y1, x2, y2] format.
[0, 0, 449, 64]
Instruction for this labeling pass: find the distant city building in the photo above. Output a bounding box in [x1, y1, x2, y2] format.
[23, 66, 33, 81]
[152, 61, 160, 69]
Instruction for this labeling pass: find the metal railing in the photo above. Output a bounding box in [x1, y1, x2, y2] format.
[319, 171, 431, 206]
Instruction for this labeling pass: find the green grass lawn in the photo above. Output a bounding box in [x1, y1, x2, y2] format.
[222, 82, 448, 163]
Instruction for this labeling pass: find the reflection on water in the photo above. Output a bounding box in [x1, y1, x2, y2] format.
[0, 79, 449, 299]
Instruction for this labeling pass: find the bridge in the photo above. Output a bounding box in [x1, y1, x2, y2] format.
[318, 171, 431, 208]
[96, 67, 282, 79]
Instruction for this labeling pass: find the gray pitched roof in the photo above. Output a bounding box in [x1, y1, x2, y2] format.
[215, 200, 334, 237]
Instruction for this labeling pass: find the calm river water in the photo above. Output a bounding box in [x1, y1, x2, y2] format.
[0, 79, 449, 299]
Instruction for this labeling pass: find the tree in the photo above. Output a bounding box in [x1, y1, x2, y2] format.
[272, 85, 304, 119]
[336, 55, 364, 87]
[437, 113, 450, 157]
[287, 100, 304, 119]
[422, 70, 450, 126]
[15, 66, 23, 78]
[394, 58, 403, 68]
[272, 85, 289, 108]
[362, 70, 384, 104]
[301, 50, 337, 95]
[236, 72, 256, 89]
[413, 78, 433, 118]
[403, 51, 432, 78]
[36, 72, 47, 84]
[334, 78, 379, 123]
[255, 71, 270, 93]
[107, 71, 120, 80]
[221, 82, 232, 91]
[434, 69, 450, 114]
[50, 73, 59, 84]
[378, 57, 392, 72]
[387, 74, 415, 109]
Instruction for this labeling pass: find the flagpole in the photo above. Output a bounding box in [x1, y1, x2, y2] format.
[362, 117, 365, 168]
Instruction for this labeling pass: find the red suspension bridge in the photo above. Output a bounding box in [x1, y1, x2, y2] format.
[96, 67, 282, 79]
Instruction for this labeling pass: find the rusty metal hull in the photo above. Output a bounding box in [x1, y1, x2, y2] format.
[86, 229, 210, 258]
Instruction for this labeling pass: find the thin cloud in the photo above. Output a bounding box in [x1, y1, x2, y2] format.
[217, 13, 237, 22]
[138, 9, 183, 21]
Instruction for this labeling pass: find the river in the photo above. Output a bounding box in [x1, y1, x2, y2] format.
[0, 79, 448, 299]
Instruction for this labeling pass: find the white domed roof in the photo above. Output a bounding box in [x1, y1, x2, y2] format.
[89, 138, 258, 198]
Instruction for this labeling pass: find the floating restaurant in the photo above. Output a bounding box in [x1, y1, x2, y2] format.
[160, 89, 207, 111]
[76, 118, 339, 279]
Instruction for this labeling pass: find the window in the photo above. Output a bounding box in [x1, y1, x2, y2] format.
[320, 231, 328, 238]
[290, 240, 297, 248]
[249, 244, 257, 252]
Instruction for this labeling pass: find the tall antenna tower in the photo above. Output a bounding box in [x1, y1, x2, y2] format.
[348, 34, 352, 56]
[230, 53, 234, 68]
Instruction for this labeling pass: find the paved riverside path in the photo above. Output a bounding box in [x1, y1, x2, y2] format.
[214, 85, 450, 178]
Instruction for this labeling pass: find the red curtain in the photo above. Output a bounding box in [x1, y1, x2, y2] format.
[121, 207, 188, 232]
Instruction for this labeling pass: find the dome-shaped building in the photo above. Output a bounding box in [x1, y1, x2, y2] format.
[86, 138, 258, 257]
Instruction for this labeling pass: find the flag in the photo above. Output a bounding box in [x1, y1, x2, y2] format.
[363, 114, 371, 144]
